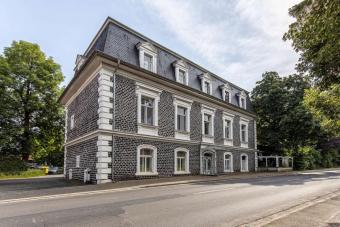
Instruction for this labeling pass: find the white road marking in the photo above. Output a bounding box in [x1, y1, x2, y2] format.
[193, 188, 233, 195]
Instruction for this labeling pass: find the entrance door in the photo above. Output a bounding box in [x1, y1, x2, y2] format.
[203, 153, 212, 175]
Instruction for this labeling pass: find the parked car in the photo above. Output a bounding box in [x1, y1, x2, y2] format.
[48, 166, 59, 174]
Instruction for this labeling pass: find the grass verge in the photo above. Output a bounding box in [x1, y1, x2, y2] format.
[0, 169, 45, 179]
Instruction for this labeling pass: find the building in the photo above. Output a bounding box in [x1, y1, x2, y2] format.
[59, 17, 258, 184]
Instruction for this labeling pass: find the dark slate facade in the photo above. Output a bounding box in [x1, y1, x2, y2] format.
[63, 18, 258, 184]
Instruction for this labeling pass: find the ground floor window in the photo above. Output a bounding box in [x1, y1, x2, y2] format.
[174, 148, 190, 174]
[224, 152, 233, 172]
[136, 145, 158, 175]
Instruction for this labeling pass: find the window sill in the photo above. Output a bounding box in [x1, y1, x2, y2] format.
[135, 172, 159, 176]
[224, 138, 233, 146]
[174, 171, 190, 175]
[175, 130, 190, 140]
[223, 170, 234, 173]
[138, 124, 159, 136]
[240, 142, 249, 148]
[202, 135, 214, 143]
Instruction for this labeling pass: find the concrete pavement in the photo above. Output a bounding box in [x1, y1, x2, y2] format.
[0, 169, 339, 226]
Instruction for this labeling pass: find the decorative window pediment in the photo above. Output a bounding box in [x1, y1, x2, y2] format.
[220, 83, 232, 103]
[198, 73, 212, 95]
[172, 60, 189, 85]
[136, 42, 158, 73]
[237, 90, 247, 109]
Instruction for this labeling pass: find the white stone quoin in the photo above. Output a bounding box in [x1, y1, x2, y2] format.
[97, 68, 114, 130]
[96, 134, 112, 184]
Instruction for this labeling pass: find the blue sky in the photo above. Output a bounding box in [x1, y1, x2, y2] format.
[0, 0, 300, 91]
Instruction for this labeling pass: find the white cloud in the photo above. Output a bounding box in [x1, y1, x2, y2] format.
[143, 0, 300, 91]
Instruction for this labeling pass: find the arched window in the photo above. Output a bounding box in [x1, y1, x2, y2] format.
[224, 152, 233, 172]
[240, 153, 249, 172]
[136, 145, 158, 176]
[174, 148, 190, 174]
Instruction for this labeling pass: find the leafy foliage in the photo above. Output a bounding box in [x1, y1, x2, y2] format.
[303, 84, 340, 137]
[283, 0, 340, 88]
[251, 72, 321, 154]
[0, 41, 64, 164]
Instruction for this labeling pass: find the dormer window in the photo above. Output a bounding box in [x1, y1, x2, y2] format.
[172, 60, 189, 85]
[238, 90, 247, 109]
[220, 83, 232, 103]
[199, 73, 212, 95]
[137, 42, 157, 73]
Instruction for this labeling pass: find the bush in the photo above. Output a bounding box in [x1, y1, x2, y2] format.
[0, 169, 44, 179]
[0, 157, 28, 172]
[293, 146, 322, 170]
[321, 148, 339, 168]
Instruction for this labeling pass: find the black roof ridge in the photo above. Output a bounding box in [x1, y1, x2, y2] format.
[83, 16, 249, 93]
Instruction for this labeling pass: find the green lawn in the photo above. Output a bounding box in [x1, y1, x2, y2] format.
[0, 169, 45, 179]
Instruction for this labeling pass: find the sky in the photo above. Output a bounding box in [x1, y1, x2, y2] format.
[0, 0, 301, 91]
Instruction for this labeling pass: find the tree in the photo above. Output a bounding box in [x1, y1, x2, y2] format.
[0, 41, 64, 161]
[303, 84, 340, 137]
[251, 72, 320, 154]
[283, 0, 340, 88]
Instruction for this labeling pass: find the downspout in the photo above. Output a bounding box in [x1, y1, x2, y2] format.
[111, 59, 120, 182]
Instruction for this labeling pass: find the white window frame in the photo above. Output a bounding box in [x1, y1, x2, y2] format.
[136, 144, 158, 176]
[238, 90, 247, 109]
[199, 73, 212, 95]
[240, 117, 249, 148]
[76, 155, 80, 168]
[137, 42, 157, 73]
[223, 112, 234, 146]
[70, 114, 75, 129]
[201, 105, 216, 144]
[240, 153, 249, 172]
[174, 148, 190, 174]
[136, 82, 162, 136]
[223, 152, 233, 172]
[173, 60, 189, 85]
[220, 83, 232, 103]
[173, 95, 192, 140]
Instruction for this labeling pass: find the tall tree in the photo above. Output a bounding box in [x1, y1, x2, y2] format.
[283, 0, 340, 88]
[251, 72, 320, 154]
[0, 41, 64, 160]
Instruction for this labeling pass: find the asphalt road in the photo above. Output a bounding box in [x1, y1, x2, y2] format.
[0, 169, 340, 227]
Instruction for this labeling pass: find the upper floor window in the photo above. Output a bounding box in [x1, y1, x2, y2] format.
[76, 155, 80, 168]
[137, 42, 157, 73]
[201, 105, 215, 143]
[199, 73, 212, 95]
[136, 82, 162, 136]
[173, 95, 193, 140]
[223, 112, 234, 146]
[238, 90, 247, 109]
[220, 83, 232, 103]
[240, 117, 249, 148]
[70, 114, 75, 129]
[173, 60, 189, 85]
[141, 96, 154, 125]
[136, 145, 158, 176]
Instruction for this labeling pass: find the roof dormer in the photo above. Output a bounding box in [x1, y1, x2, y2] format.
[220, 83, 232, 103]
[198, 73, 212, 95]
[172, 60, 189, 85]
[136, 42, 158, 73]
[237, 90, 247, 109]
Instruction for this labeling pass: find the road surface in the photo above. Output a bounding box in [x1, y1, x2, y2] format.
[0, 169, 339, 227]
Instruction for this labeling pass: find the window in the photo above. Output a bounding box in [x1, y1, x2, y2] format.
[76, 155, 80, 168]
[70, 114, 75, 129]
[141, 96, 154, 125]
[136, 82, 162, 136]
[199, 73, 212, 95]
[240, 118, 249, 148]
[204, 114, 212, 135]
[224, 152, 233, 172]
[220, 83, 232, 103]
[144, 53, 153, 71]
[238, 90, 247, 109]
[173, 95, 192, 140]
[177, 106, 187, 131]
[223, 113, 234, 146]
[174, 148, 190, 174]
[137, 42, 157, 73]
[136, 145, 158, 176]
[173, 60, 189, 85]
[225, 119, 231, 139]
[204, 81, 211, 94]
[201, 105, 215, 143]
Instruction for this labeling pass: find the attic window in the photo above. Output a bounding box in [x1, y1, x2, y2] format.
[172, 60, 189, 85]
[198, 73, 212, 95]
[220, 83, 232, 103]
[238, 90, 247, 109]
[137, 42, 157, 73]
